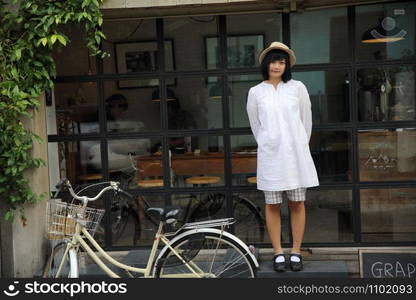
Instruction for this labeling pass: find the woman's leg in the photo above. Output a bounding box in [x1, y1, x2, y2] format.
[288, 201, 305, 254]
[265, 203, 283, 254]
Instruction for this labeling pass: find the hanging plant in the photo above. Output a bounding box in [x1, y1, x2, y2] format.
[0, 0, 108, 222]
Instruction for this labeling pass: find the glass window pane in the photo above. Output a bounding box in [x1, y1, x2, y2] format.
[164, 16, 218, 71]
[166, 76, 223, 130]
[361, 187, 416, 242]
[228, 74, 263, 128]
[114, 194, 165, 247]
[227, 13, 282, 69]
[294, 70, 350, 124]
[304, 189, 353, 242]
[48, 141, 102, 187]
[107, 138, 162, 189]
[356, 1, 416, 61]
[231, 135, 257, 186]
[103, 80, 160, 132]
[291, 7, 349, 64]
[232, 191, 268, 244]
[357, 66, 415, 122]
[358, 128, 416, 182]
[169, 136, 224, 188]
[102, 20, 157, 74]
[50, 82, 98, 135]
[310, 131, 351, 183]
[52, 25, 97, 76]
[170, 192, 227, 232]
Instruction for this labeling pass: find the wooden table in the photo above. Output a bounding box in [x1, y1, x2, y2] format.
[136, 152, 257, 180]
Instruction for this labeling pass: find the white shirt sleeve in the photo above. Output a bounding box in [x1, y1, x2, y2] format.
[298, 82, 313, 142]
[246, 88, 261, 142]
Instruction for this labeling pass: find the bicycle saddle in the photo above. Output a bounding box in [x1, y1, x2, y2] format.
[146, 207, 183, 224]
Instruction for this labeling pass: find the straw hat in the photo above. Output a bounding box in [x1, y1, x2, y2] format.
[258, 41, 296, 66]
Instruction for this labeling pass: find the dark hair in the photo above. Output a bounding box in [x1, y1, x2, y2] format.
[105, 94, 128, 109]
[260, 49, 292, 82]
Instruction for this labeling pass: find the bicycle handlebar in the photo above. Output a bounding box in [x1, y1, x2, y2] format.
[57, 179, 121, 204]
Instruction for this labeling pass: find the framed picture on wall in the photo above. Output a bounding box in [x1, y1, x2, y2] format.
[205, 34, 265, 82]
[115, 40, 176, 89]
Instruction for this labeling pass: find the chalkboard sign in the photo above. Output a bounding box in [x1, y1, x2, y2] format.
[359, 249, 416, 278]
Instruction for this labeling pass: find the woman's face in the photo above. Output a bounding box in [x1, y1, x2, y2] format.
[268, 59, 286, 80]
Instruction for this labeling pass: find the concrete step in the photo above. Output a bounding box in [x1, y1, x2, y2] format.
[77, 249, 349, 278]
[257, 260, 348, 278]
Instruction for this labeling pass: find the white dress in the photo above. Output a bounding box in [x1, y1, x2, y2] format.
[246, 79, 319, 191]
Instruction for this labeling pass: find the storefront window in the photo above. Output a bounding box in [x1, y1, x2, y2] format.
[304, 189, 353, 242]
[231, 135, 257, 186]
[168, 76, 223, 129]
[227, 13, 282, 69]
[310, 130, 351, 183]
[51, 82, 99, 135]
[228, 74, 262, 128]
[107, 138, 162, 189]
[291, 7, 349, 64]
[168, 135, 224, 188]
[361, 187, 416, 242]
[232, 191, 269, 244]
[294, 71, 350, 124]
[357, 66, 415, 122]
[164, 16, 218, 71]
[358, 128, 416, 182]
[171, 192, 226, 222]
[48, 141, 102, 189]
[52, 25, 97, 76]
[102, 20, 157, 74]
[47, 6, 416, 248]
[356, 1, 415, 61]
[113, 194, 165, 247]
[103, 80, 160, 132]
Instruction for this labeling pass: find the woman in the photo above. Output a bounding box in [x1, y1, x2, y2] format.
[246, 42, 319, 272]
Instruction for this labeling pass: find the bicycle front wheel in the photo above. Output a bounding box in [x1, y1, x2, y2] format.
[154, 231, 256, 278]
[43, 242, 79, 278]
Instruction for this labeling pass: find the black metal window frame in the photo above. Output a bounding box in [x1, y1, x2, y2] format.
[48, 2, 416, 250]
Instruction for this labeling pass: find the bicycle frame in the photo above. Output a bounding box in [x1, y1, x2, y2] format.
[55, 220, 207, 278]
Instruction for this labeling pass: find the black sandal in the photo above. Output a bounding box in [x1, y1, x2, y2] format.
[273, 253, 286, 272]
[289, 253, 303, 271]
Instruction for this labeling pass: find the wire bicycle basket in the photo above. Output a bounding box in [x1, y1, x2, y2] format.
[46, 199, 105, 240]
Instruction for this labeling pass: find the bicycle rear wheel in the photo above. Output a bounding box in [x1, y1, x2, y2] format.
[43, 242, 79, 278]
[154, 231, 257, 278]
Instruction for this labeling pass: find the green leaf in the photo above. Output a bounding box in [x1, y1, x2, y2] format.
[51, 35, 57, 44]
[40, 38, 48, 47]
[33, 134, 44, 144]
[82, 0, 90, 8]
[56, 35, 66, 46]
[11, 68, 18, 79]
[15, 49, 22, 60]
[5, 211, 14, 221]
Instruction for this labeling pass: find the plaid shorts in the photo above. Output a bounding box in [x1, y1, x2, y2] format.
[264, 187, 307, 204]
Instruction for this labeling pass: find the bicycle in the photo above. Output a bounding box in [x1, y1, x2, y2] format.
[73, 169, 265, 246]
[43, 179, 258, 278]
